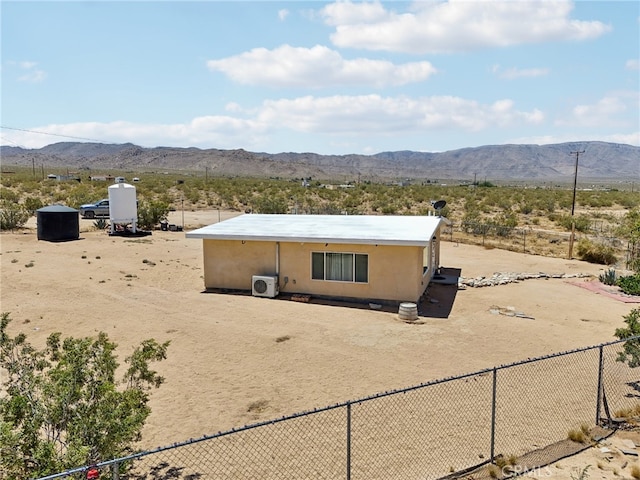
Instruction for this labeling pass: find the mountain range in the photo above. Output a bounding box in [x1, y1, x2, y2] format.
[1, 141, 638, 183]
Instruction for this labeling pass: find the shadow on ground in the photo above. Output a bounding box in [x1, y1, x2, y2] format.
[418, 267, 461, 319]
[202, 266, 462, 320]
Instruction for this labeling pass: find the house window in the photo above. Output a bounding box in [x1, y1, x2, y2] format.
[312, 252, 368, 283]
[423, 247, 429, 275]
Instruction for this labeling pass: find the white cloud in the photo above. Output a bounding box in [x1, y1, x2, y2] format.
[557, 91, 639, 128]
[4, 118, 268, 150]
[626, 59, 640, 71]
[207, 45, 437, 88]
[3, 94, 545, 149]
[278, 9, 289, 21]
[320, 0, 388, 26]
[224, 102, 244, 113]
[511, 132, 640, 147]
[492, 65, 550, 80]
[605, 132, 640, 146]
[256, 94, 544, 134]
[320, 0, 611, 54]
[16, 60, 46, 83]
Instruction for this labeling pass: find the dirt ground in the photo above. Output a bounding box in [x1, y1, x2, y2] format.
[2, 209, 640, 478]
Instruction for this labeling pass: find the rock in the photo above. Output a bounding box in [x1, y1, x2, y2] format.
[620, 439, 637, 449]
[459, 271, 592, 287]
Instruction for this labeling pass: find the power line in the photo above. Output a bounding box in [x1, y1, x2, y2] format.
[0, 125, 106, 143]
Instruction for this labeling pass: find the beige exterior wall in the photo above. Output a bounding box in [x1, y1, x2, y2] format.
[201, 230, 441, 303]
[202, 240, 279, 291]
[279, 242, 427, 302]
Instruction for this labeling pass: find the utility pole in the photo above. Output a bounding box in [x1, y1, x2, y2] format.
[568, 149, 585, 259]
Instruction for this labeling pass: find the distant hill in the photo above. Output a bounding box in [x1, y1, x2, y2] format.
[1, 141, 638, 183]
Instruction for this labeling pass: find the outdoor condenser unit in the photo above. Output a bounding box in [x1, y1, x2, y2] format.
[252, 275, 279, 298]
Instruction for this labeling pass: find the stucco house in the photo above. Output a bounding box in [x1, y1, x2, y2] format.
[186, 214, 448, 305]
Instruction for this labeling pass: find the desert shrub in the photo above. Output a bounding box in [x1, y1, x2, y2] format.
[0, 313, 169, 478]
[556, 214, 592, 232]
[615, 308, 640, 367]
[0, 187, 19, 203]
[617, 273, 640, 296]
[576, 238, 617, 265]
[252, 195, 288, 214]
[567, 427, 587, 443]
[570, 465, 591, 480]
[519, 203, 534, 215]
[616, 209, 640, 271]
[613, 404, 640, 418]
[461, 208, 484, 234]
[380, 203, 398, 214]
[62, 184, 98, 209]
[477, 180, 495, 188]
[137, 200, 170, 229]
[493, 212, 518, 237]
[23, 196, 45, 214]
[183, 187, 201, 205]
[93, 218, 109, 230]
[0, 201, 30, 230]
[599, 268, 617, 285]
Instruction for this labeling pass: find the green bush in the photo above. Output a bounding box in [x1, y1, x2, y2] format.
[0, 313, 169, 477]
[599, 268, 617, 285]
[0, 201, 30, 230]
[23, 196, 45, 215]
[493, 212, 518, 237]
[615, 308, 640, 367]
[556, 214, 591, 232]
[137, 200, 170, 229]
[0, 188, 20, 203]
[93, 218, 109, 230]
[252, 195, 288, 214]
[617, 273, 640, 296]
[576, 238, 617, 265]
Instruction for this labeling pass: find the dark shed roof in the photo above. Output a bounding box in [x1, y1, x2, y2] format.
[37, 205, 78, 213]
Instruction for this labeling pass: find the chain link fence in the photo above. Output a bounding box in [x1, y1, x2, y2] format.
[35, 337, 640, 480]
[441, 221, 636, 268]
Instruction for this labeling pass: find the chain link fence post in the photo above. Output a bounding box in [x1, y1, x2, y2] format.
[596, 345, 604, 426]
[490, 367, 497, 463]
[346, 402, 351, 480]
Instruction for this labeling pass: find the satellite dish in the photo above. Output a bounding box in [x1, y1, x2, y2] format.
[433, 200, 447, 211]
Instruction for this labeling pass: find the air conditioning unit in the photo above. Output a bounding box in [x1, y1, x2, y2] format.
[252, 275, 279, 298]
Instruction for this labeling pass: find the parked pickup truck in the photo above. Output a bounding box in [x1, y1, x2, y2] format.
[79, 199, 110, 218]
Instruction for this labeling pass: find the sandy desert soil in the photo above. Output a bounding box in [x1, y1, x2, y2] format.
[2, 210, 640, 479]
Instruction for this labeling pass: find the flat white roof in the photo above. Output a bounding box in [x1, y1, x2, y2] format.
[186, 214, 445, 246]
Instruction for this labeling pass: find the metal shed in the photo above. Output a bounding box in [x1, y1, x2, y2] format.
[36, 205, 80, 242]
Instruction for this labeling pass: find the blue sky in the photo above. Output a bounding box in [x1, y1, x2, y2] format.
[1, 0, 639, 155]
